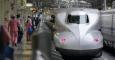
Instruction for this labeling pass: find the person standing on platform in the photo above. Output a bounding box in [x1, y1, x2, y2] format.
[3, 17, 11, 46]
[16, 14, 23, 44]
[0, 17, 11, 60]
[25, 16, 33, 41]
[9, 16, 20, 46]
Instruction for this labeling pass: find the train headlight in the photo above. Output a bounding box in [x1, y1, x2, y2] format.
[60, 36, 66, 44]
[85, 33, 95, 42]
[94, 37, 99, 42]
[85, 31, 103, 43]
[54, 31, 74, 45]
[55, 32, 67, 44]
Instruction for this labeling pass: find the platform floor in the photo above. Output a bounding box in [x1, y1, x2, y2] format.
[14, 32, 32, 60]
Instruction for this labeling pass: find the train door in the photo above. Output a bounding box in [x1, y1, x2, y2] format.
[101, 14, 113, 46]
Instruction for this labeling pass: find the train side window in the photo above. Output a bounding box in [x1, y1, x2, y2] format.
[67, 15, 80, 24]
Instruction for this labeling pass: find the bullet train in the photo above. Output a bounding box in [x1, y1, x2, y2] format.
[53, 8, 103, 57]
[100, 9, 115, 48]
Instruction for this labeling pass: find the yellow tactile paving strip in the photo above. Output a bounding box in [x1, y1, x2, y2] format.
[14, 32, 32, 60]
[14, 33, 32, 60]
[23, 42, 32, 60]
[14, 42, 32, 60]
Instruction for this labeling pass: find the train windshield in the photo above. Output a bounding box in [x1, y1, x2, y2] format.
[67, 15, 89, 24]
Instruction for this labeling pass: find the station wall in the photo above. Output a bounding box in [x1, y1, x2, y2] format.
[0, 0, 10, 24]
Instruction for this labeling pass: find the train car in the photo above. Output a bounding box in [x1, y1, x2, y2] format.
[100, 9, 115, 48]
[53, 8, 103, 57]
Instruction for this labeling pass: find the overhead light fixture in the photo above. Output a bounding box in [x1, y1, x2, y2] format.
[26, 3, 33, 7]
[108, 7, 112, 10]
[30, 8, 33, 10]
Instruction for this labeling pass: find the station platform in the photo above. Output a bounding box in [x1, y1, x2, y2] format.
[13, 32, 32, 60]
[14, 41, 32, 60]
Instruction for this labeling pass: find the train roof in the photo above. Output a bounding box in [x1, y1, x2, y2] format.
[101, 9, 115, 13]
[53, 8, 99, 14]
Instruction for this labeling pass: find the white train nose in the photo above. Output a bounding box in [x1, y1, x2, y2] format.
[53, 8, 103, 57]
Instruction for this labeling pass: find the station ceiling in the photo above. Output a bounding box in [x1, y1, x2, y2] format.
[27, 0, 115, 10]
